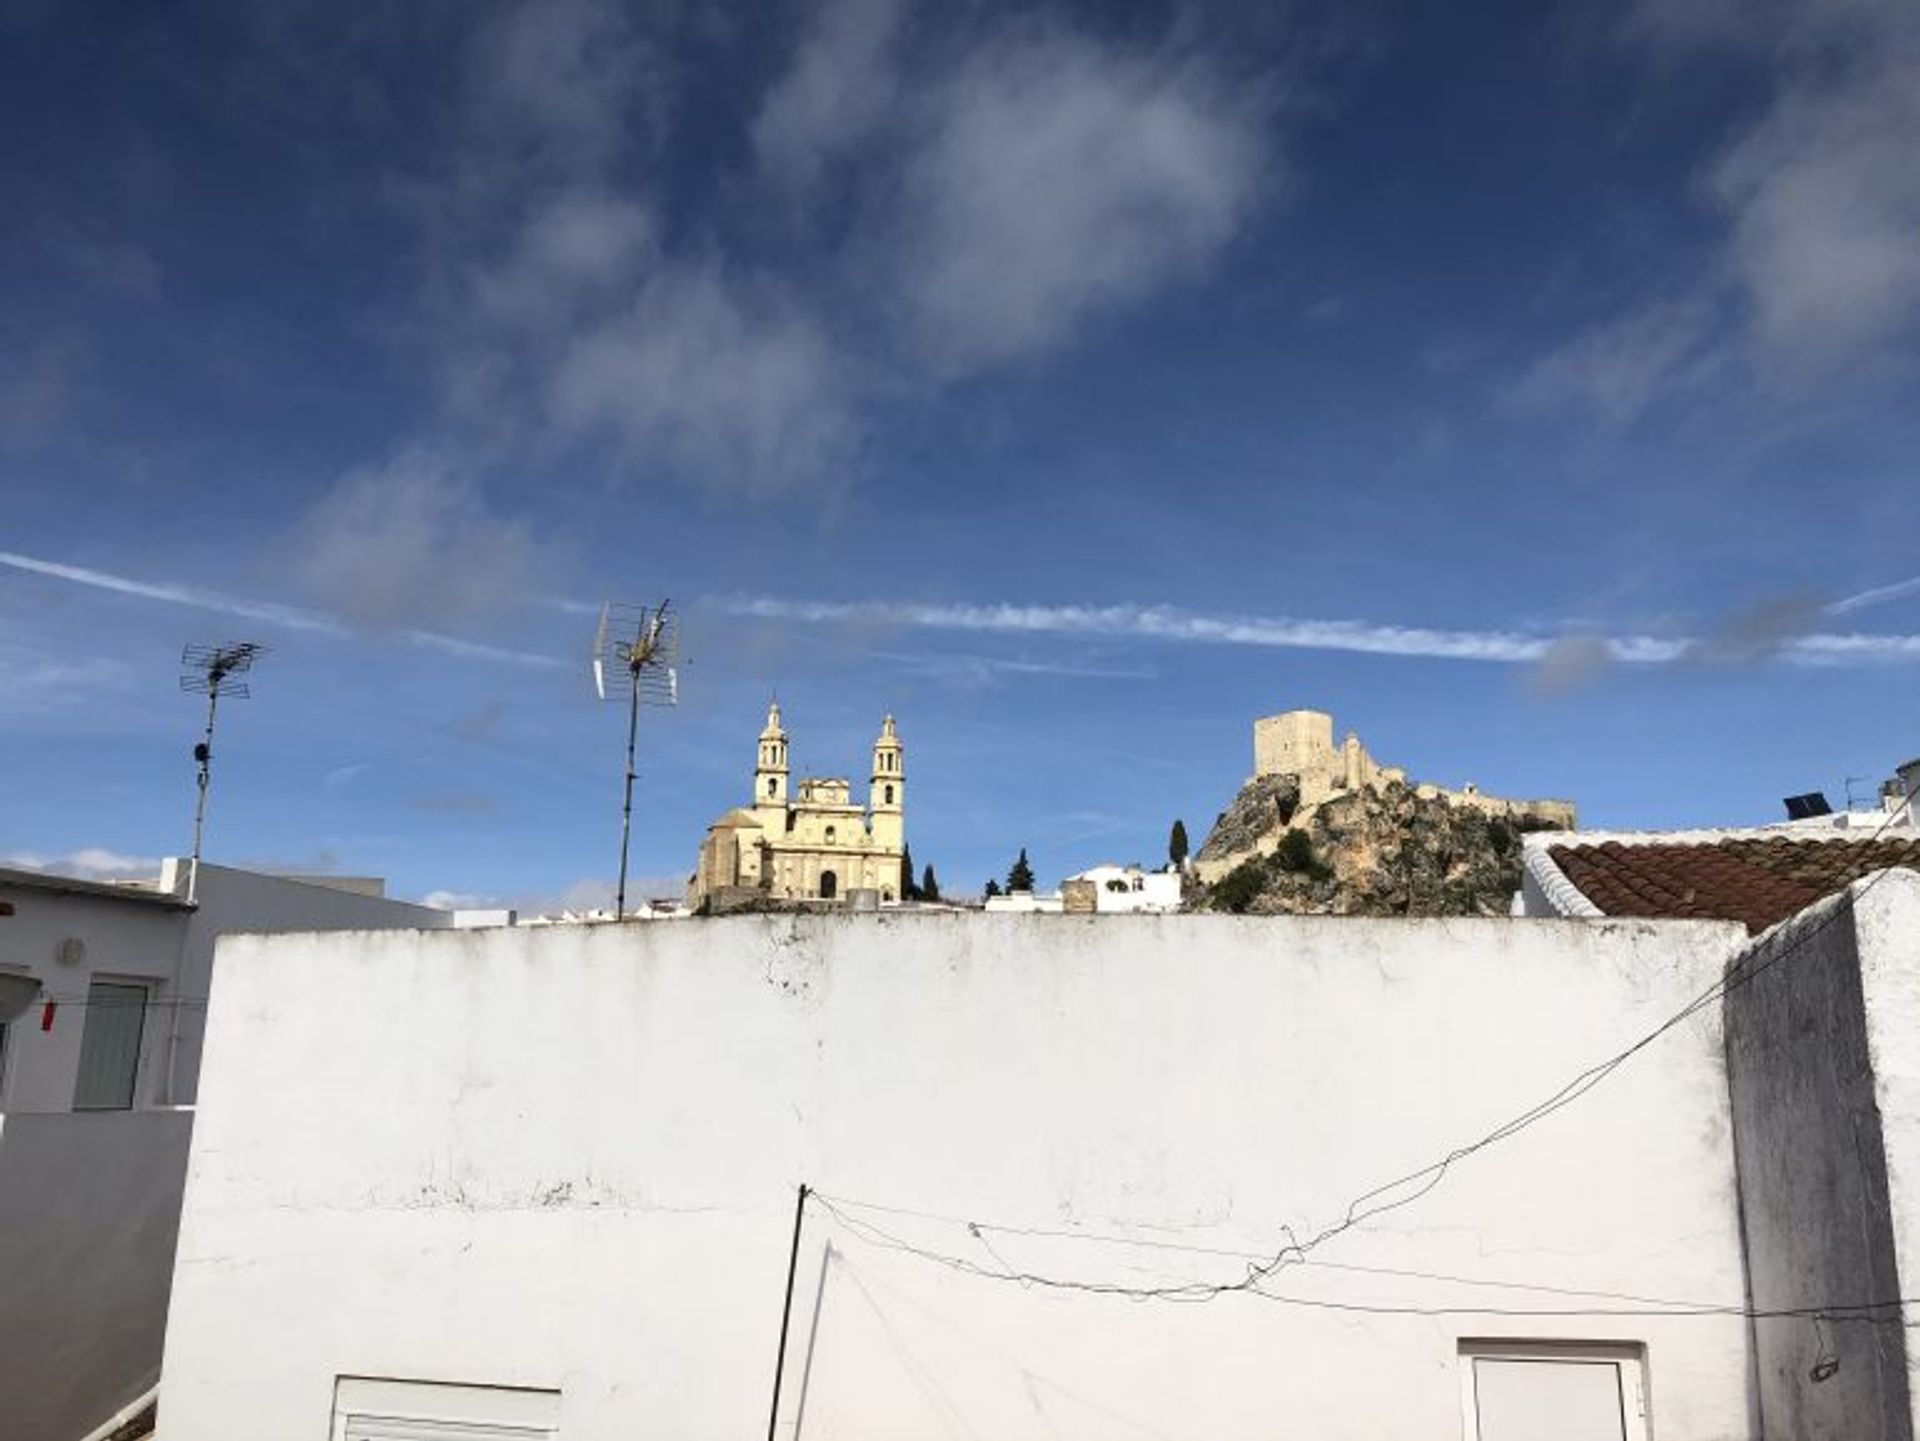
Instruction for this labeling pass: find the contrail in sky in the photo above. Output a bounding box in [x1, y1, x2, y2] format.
[0, 550, 563, 669]
[711, 595, 1920, 666]
[1829, 574, 1920, 615]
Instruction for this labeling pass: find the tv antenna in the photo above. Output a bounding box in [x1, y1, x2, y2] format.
[1845, 775, 1871, 813]
[179, 641, 266, 904]
[593, 600, 678, 920]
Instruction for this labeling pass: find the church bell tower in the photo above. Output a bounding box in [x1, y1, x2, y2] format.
[755, 701, 790, 811]
[869, 714, 904, 849]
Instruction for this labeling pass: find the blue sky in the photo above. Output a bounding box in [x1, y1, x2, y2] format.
[1, 0, 1916, 908]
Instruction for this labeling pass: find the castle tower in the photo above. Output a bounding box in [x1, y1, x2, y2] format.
[869, 714, 904, 849]
[755, 701, 789, 810]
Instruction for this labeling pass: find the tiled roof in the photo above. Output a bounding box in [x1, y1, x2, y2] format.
[1547, 837, 1920, 934]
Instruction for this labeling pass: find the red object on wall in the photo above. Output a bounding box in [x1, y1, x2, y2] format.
[40, 1000, 55, 1032]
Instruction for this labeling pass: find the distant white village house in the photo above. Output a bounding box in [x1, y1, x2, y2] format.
[984, 862, 1182, 915]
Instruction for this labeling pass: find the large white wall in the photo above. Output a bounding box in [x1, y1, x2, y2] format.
[164, 913, 1755, 1440]
[158, 861, 456, 1104]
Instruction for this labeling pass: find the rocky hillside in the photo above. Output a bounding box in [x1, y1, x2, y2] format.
[1193, 775, 1564, 917]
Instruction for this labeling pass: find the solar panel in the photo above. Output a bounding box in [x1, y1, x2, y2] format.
[1783, 792, 1833, 820]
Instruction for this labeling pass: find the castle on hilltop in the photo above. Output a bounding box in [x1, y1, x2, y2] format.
[687, 703, 905, 909]
[1193, 709, 1577, 887]
[1252, 709, 1576, 825]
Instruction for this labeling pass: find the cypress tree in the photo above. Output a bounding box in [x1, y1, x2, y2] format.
[1006, 848, 1035, 893]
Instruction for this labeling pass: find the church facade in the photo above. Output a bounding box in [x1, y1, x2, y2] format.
[687, 704, 905, 909]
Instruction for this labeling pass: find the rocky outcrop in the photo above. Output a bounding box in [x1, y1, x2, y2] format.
[1194, 775, 1563, 917]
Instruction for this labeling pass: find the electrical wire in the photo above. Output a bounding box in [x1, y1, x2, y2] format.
[814, 1194, 1916, 1325]
[816, 1192, 1764, 1309]
[813, 806, 1920, 1311]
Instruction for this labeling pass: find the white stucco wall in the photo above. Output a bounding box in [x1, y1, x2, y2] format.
[163, 913, 1755, 1440]
[1726, 870, 1920, 1440]
[158, 861, 456, 1105]
[0, 1108, 193, 1441]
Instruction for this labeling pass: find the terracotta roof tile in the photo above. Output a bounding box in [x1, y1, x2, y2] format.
[1549, 837, 1920, 934]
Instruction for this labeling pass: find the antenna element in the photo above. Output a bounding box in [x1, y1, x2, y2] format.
[591, 601, 679, 919]
[179, 642, 266, 904]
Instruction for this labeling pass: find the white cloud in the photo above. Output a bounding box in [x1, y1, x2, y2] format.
[546, 262, 854, 491]
[289, 448, 550, 632]
[712, 593, 1920, 669]
[1592, 0, 1920, 392]
[752, 0, 904, 195]
[1506, 295, 1725, 420]
[0, 547, 561, 670]
[467, 0, 657, 172]
[1710, 49, 1920, 375]
[887, 28, 1267, 377]
[468, 191, 655, 332]
[413, 4, 1277, 489]
[2, 848, 160, 882]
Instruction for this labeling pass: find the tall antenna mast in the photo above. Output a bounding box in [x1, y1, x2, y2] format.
[593, 600, 679, 920]
[179, 641, 265, 904]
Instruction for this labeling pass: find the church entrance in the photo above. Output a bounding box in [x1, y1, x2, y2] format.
[819, 871, 838, 900]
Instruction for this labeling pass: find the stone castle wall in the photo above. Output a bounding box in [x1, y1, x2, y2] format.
[1237, 708, 1576, 855]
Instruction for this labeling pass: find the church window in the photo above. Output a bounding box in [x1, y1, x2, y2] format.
[825, 825, 837, 844]
[884, 784, 894, 805]
[820, 870, 838, 900]
[767, 777, 777, 797]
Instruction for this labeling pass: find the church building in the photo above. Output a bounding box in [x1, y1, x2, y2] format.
[687, 704, 906, 908]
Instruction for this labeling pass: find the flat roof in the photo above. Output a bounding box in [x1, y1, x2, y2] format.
[0, 865, 192, 910]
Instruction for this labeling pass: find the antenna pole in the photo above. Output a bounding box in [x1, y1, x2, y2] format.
[617, 672, 640, 920]
[187, 682, 220, 905]
[593, 598, 677, 922]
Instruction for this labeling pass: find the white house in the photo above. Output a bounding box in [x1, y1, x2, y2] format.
[1068, 863, 1182, 913]
[148, 887, 1920, 1441]
[982, 865, 1182, 915]
[0, 858, 487, 1441]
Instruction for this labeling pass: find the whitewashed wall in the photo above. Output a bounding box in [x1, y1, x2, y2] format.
[163, 913, 1756, 1440]
[156, 861, 456, 1104]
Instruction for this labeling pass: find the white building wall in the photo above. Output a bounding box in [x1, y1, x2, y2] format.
[1069, 865, 1183, 913]
[165, 913, 1754, 1440]
[0, 878, 189, 1114]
